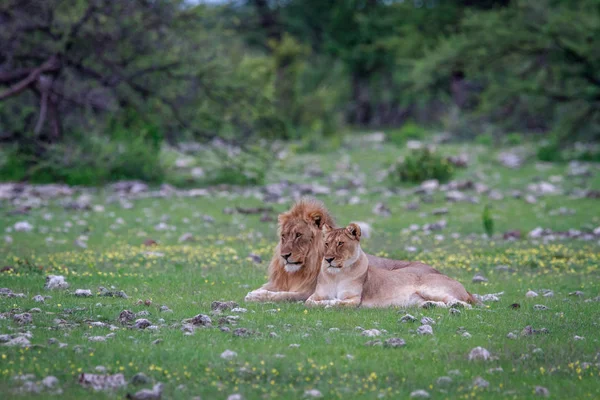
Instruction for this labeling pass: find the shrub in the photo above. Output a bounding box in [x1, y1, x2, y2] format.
[387, 123, 428, 146]
[537, 139, 563, 163]
[391, 148, 454, 183]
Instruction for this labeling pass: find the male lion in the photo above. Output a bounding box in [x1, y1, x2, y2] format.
[244, 198, 440, 302]
[306, 224, 477, 308]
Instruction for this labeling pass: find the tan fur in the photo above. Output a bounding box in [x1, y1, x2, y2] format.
[245, 198, 440, 303]
[306, 224, 475, 308]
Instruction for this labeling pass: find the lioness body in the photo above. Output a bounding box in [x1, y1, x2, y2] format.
[306, 224, 475, 308]
[245, 199, 440, 303]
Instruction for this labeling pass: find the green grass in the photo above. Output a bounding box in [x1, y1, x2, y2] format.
[1, 134, 600, 399]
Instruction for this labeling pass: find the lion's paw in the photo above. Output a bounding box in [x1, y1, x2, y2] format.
[245, 289, 272, 302]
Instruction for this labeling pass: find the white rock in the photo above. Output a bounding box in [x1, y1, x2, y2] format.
[304, 389, 323, 398]
[361, 329, 381, 337]
[44, 275, 69, 290]
[472, 376, 489, 388]
[526, 290, 539, 298]
[417, 325, 433, 335]
[220, 349, 237, 360]
[231, 307, 247, 313]
[14, 221, 33, 232]
[75, 289, 92, 297]
[42, 376, 59, 388]
[410, 389, 430, 398]
[468, 346, 491, 361]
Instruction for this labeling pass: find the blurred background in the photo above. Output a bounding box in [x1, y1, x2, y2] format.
[1, 0, 598, 187]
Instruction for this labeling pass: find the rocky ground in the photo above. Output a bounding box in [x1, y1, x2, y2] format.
[1, 134, 599, 399]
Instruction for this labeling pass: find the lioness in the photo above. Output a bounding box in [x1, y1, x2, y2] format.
[244, 198, 440, 302]
[306, 223, 477, 308]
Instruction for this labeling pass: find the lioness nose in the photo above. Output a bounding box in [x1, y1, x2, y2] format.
[325, 257, 334, 263]
[281, 253, 291, 261]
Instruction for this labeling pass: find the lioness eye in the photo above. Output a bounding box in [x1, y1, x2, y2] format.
[338, 242, 344, 247]
[324, 242, 329, 248]
[296, 232, 302, 239]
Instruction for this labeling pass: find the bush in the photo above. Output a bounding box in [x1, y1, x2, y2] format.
[537, 139, 563, 163]
[0, 123, 165, 186]
[391, 148, 454, 184]
[387, 123, 427, 146]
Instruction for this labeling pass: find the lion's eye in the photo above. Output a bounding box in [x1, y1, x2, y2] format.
[295, 232, 302, 239]
[324, 242, 329, 248]
[337, 242, 344, 247]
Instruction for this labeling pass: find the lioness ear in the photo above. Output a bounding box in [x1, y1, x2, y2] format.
[346, 223, 361, 240]
[322, 224, 333, 234]
[309, 211, 323, 229]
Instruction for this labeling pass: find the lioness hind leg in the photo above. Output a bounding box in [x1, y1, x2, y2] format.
[448, 300, 472, 309]
[421, 301, 448, 309]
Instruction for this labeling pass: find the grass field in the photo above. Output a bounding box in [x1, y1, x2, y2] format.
[1, 135, 599, 399]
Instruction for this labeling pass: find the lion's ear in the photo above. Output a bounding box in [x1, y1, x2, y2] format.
[346, 223, 361, 240]
[309, 211, 324, 229]
[322, 224, 333, 234]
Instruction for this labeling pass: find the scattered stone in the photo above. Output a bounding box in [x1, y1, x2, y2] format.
[304, 389, 323, 398]
[134, 319, 152, 329]
[361, 329, 381, 337]
[88, 336, 107, 342]
[449, 308, 461, 316]
[3, 336, 31, 347]
[75, 289, 93, 297]
[503, 230, 521, 240]
[45, 275, 69, 290]
[472, 273, 488, 283]
[420, 317, 435, 325]
[14, 221, 34, 232]
[159, 306, 172, 313]
[521, 326, 550, 336]
[119, 310, 135, 324]
[227, 394, 243, 400]
[472, 376, 489, 388]
[189, 314, 212, 327]
[417, 325, 433, 335]
[233, 328, 253, 337]
[247, 253, 262, 264]
[41, 376, 59, 389]
[436, 376, 452, 386]
[178, 233, 194, 243]
[221, 349, 238, 360]
[461, 332, 471, 339]
[468, 347, 491, 361]
[569, 291, 584, 297]
[506, 332, 518, 340]
[131, 373, 151, 385]
[151, 339, 163, 345]
[127, 383, 164, 400]
[211, 301, 238, 312]
[78, 373, 127, 391]
[432, 208, 448, 215]
[372, 202, 391, 217]
[13, 313, 32, 325]
[533, 304, 549, 311]
[535, 386, 550, 397]
[231, 307, 247, 313]
[98, 287, 128, 298]
[384, 338, 406, 348]
[526, 290, 539, 298]
[497, 152, 522, 169]
[574, 335, 585, 341]
[32, 295, 45, 303]
[409, 389, 430, 398]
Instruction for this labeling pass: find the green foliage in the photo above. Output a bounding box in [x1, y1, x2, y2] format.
[391, 148, 454, 184]
[482, 204, 494, 238]
[505, 133, 523, 146]
[537, 139, 564, 163]
[475, 134, 493, 147]
[387, 123, 427, 147]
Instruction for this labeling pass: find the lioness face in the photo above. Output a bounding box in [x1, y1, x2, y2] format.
[279, 220, 320, 273]
[322, 224, 361, 274]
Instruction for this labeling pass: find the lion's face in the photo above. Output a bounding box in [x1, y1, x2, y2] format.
[322, 224, 362, 274]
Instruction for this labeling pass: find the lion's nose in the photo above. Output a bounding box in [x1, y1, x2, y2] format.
[325, 257, 335, 264]
[281, 253, 291, 261]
